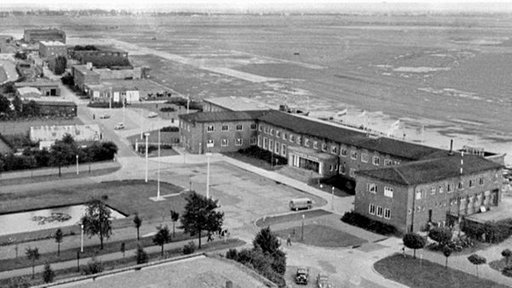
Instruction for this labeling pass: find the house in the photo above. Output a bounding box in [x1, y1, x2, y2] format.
[15, 80, 61, 96]
[39, 41, 67, 59]
[23, 28, 66, 44]
[23, 97, 77, 118]
[85, 79, 167, 104]
[17, 87, 42, 98]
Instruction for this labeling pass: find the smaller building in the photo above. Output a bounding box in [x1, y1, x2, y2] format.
[203, 96, 274, 112]
[30, 124, 101, 143]
[23, 97, 77, 118]
[179, 111, 268, 154]
[23, 28, 66, 44]
[85, 79, 167, 104]
[39, 41, 67, 59]
[72, 64, 101, 92]
[17, 87, 42, 98]
[15, 80, 61, 96]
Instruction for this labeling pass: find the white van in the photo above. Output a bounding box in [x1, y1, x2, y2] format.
[289, 198, 313, 211]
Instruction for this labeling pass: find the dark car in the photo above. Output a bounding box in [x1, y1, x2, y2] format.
[295, 267, 310, 285]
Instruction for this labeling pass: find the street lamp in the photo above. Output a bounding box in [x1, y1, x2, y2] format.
[206, 152, 212, 199]
[156, 129, 161, 199]
[301, 214, 305, 241]
[80, 223, 84, 253]
[144, 132, 150, 183]
[76, 154, 79, 175]
[331, 186, 335, 211]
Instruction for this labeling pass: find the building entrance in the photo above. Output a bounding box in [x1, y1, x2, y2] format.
[298, 157, 319, 174]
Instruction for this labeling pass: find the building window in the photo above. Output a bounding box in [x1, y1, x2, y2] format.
[222, 125, 229, 131]
[269, 140, 274, 151]
[367, 183, 377, 193]
[257, 135, 262, 147]
[431, 186, 436, 195]
[276, 130, 281, 138]
[384, 208, 391, 219]
[275, 142, 280, 154]
[236, 124, 243, 131]
[321, 143, 328, 152]
[469, 180, 474, 187]
[235, 138, 243, 146]
[340, 164, 346, 175]
[439, 185, 444, 193]
[331, 145, 338, 155]
[221, 139, 228, 147]
[264, 127, 269, 134]
[458, 182, 463, 189]
[369, 204, 376, 215]
[270, 128, 274, 135]
[447, 183, 453, 193]
[281, 144, 287, 156]
[394, 160, 401, 165]
[340, 147, 348, 157]
[263, 137, 268, 149]
[361, 153, 369, 163]
[258, 124, 263, 132]
[384, 187, 393, 198]
[304, 138, 310, 147]
[377, 206, 383, 217]
[329, 165, 333, 171]
[251, 137, 257, 145]
[313, 141, 318, 149]
[373, 156, 380, 166]
[415, 190, 422, 200]
[207, 139, 214, 147]
[296, 136, 301, 145]
[384, 159, 393, 166]
[350, 150, 358, 160]
[283, 133, 287, 140]
[251, 123, 257, 130]
[349, 169, 356, 177]
[290, 134, 295, 142]
[479, 178, 484, 185]
[207, 125, 214, 132]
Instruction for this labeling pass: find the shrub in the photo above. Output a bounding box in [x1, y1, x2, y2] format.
[136, 244, 148, 264]
[160, 107, 176, 113]
[160, 126, 179, 132]
[403, 233, 427, 258]
[428, 227, 453, 245]
[182, 241, 196, 255]
[87, 102, 124, 108]
[463, 221, 512, 244]
[82, 257, 104, 275]
[503, 266, 512, 277]
[341, 211, 398, 235]
[42, 262, 55, 283]
[226, 248, 238, 260]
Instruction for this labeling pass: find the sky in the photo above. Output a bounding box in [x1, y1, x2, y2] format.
[1, 0, 512, 12]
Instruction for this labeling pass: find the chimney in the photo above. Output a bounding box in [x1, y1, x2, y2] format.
[449, 139, 453, 155]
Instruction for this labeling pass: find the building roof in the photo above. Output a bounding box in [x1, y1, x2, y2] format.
[258, 111, 443, 160]
[15, 80, 60, 88]
[23, 97, 76, 106]
[86, 79, 167, 95]
[73, 65, 99, 76]
[204, 96, 273, 111]
[39, 41, 65, 46]
[179, 111, 269, 123]
[17, 87, 41, 96]
[356, 154, 503, 186]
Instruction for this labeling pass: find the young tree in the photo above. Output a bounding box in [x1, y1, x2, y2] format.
[11, 95, 22, 115]
[428, 227, 453, 246]
[54, 228, 63, 256]
[120, 242, 126, 257]
[170, 210, 179, 237]
[403, 233, 426, 259]
[180, 192, 224, 249]
[468, 254, 486, 277]
[25, 247, 40, 279]
[153, 225, 171, 257]
[53, 56, 67, 75]
[49, 141, 73, 177]
[81, 199, 112, 250]
[253, 226, 281, 256]
[443, 246, 452, 268]
[133, 214, 142, 241]
[42, 262, 55, 283]
[0, 94, 11, 115]
[136, 244, 148, 264]
[502, 249, 512, 266]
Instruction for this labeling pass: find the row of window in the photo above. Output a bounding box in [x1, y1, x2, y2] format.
[367, 184, 394, 198]
[258, 136, 288, 157]
[259, 124, 399, 167]
[207, 123, 257, 132]
[206, 137, 257, 147]
[415, 178, 486, 200]
[369, 203, 391, 219]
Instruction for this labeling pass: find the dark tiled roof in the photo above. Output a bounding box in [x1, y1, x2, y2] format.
[179, 110, 268, 123]
[356, 154, 503, 185]
[257, 111, 443, 160]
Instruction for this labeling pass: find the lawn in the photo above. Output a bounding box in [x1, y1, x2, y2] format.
[489, 258, 511, 277]
[0, 180, 187, 220]
[374, 253, 509, 288]
[275, 224, 366, 248]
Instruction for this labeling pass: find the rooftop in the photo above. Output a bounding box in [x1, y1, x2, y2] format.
[73, 65, 99, 76]
[39, 41, 65, 46]
[180, 110, 269, 123]
[356, 154, 503, 186]
[86, 79, 168, 95]
[23, 97, 76, 106]
[17, 87, 41, 96]
[15, 79, 60, 87]
[204, 96, 274, 111]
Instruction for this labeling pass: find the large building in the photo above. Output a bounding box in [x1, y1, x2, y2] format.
[39, 41, 67, 59]
[179, 109, 504, 233]
[72, 64, 148, 94]
[23, 28, 66, 43]
[15, 80, 61, 96]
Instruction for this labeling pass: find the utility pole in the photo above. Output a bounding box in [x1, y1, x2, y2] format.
[157, 129, 161, 199]
[145, 132, 150, 183]
[206, 152, 211, 199]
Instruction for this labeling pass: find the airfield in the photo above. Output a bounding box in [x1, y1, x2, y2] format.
[2, 14, 512, 164]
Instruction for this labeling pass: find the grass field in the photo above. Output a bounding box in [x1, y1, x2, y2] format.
[275, 224, 365, 248]
[374, 253, 509, 288]
[255, 209, 332, 227]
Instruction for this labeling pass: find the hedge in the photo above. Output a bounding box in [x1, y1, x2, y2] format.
[238, 146, 287, 166]
[341, 211, 398, 236]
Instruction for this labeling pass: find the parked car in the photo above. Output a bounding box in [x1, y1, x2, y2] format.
[147, 112, 158, 118]
[316, 273, 333, 288]
[99, 114, 110, 119]
[289, 198, 313, 211]
[114, 122, 125, 130]
[295, 267, 310, 285]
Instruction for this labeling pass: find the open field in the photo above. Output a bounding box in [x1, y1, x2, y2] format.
[2, 15, 512, 163]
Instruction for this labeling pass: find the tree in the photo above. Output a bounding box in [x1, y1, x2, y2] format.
[136, 244, 148, 264]
[253, 226, 281, 256]
[49, 140, 74, 177]
[82, 256, 104, 275]
[180, 192, 224, 249]
[12, 95, 22, 115]
[54, 229, 63, 256]
[153, 225, 171, 257]
[120, 242, 126, 257]
[443, 246, 452, 268]
[468, 254, 486, 277]
[53, 56, 67, 75]
[25, 247, 40, 279]
[170, 210, 179, 237]
[0, 94, 11, 115]
[133, 214, 142, 241]
[81, 199, 112, 250]
[502, 249, 512, 266]
[403, 233, 426, 259]
[42, 262, 55, 283]
[14, 51, 27, 60]
[428, 227, 453, 246]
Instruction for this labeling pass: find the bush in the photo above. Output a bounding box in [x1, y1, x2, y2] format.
[82, 257, 104, 275]
[87, 102, 124, 108]
[182, 241, 196, 255]
[42, 262, 55, 283]
[463, 221, 512, 244]
[226, 248, 238, 261]
[341, 211, 398, 235]
[238, 146, 288, 166]
[160, 126, 179, 132]
[503, 266, 512, 277]
[428, 227, 453, 245]
[136, 244, 148, 264]
[160, 107, 176, 113]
